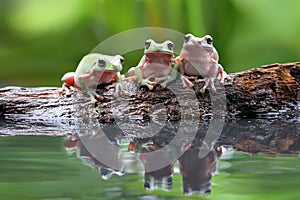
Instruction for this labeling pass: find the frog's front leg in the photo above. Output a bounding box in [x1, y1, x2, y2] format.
[135, 67, 156, 90]
[198, 78, 216, 93]
[113, 72, 127, 97]
[216, 64, 231, 84]
[77, 76, 103, 103]
[154, 76, 171, 88]
[177, 60, 194, 88]
[60, 84, 74, 97]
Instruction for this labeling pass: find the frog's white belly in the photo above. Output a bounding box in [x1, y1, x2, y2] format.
[181, 46, 219, 77]
[142, 63, 172, 78]
[184, 57, 217, 78]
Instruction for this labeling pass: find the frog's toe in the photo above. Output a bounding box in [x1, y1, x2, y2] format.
[105, 85, 113, 90]
[142, 80, 155, 88]
[160, 82, 166, 88]
[90, 95, 103, 103]
[147, 84, 154, 90]
[96, 94, 104, 101]
[65, 91, 72, 97]
[219, 76, 226, 84]
[210, 85, 217, 93]
[181, 76, 194, 87]
[89, 95, 99, 103]
[186, 80, 194, 87]
[195, 79, 205, 83]
[59, 87, 73, 97]
[58, 88, 65, 94]
[199, 79, 209, 93]
[91, 98, 98, 104]
[225, 75, 231, 81]
[116, 83, 128, 94]
[200, 87, 206, 93]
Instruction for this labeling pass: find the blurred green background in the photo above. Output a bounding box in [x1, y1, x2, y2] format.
[0, 0, 299, 87]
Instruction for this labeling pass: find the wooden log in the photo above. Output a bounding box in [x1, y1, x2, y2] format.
[1, 62, 298, 119]
[0, 62, 299, 154]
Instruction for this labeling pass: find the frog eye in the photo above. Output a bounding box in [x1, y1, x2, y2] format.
[145, 40, 151, 49]
[167, 42, 174, 50]
[98, 59, 106, 67]
[206, 36, 213, 45]
[184, 34, 192, 42]
[120, 57, 125, 64]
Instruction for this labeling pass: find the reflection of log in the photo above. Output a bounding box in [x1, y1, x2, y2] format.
[0, 62, 299, 154]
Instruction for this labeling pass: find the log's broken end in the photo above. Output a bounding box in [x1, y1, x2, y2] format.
[233, 62, 299, 95]
[226, 62, 299, 116]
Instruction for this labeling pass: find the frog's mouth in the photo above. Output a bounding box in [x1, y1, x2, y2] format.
[185, 44, 213, 53]
[146, 50, 173, 55]
[93, 69, 120, 74]
[145, 53, 173, 65]
[81, 69, 119, 84]
[203, 46, 213, 52]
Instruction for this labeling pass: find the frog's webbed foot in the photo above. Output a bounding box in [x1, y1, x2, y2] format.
[90, 98, 98, 104]
[113, 82, 128, 97]
[181, 76, 194, 88]
[155, 76, 170, 88]
[218, 73, 231, 84]
[96, 94, 104, 101]
[143, 82, 155, 91]
[87, 91, 104, 103]
[222, 72, 231, 83]
[160, 80, 170, 89]
[58, 87, 70, 96]
[185, 75, 198, 80]
[139, 79, 157, 91]
[123, 76, 137, 82]
[198, 78, 216, 93]
[59, 85, 76, 97]
[217, 64, 231, 84]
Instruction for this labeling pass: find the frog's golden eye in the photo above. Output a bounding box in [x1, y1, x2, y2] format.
[120, 57, 124, 64]
[167, 42, 174, 50]
[98, 59, 106, 67]
[206, 36, 213, 45]
[145, 40, 151, 49]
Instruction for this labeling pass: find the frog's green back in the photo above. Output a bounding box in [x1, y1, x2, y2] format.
[75, 53, 102, 76]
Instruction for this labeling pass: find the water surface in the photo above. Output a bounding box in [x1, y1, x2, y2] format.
[0, 135, 299, 200]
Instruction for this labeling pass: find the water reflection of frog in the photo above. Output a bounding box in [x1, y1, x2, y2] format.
[61, 53, 124, 103]
[139, 143, 174, 191]
[179, 145, 220, 195]
[178, 33, 230, 93]
[127, 39, 178, 90]
[64, 125, 124, 180]
[131, 138, 221, 195]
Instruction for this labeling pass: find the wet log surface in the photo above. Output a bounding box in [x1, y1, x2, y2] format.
[0, 62, 299, 154]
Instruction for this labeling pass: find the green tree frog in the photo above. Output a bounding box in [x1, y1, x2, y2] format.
[61, 53, 124, 102]
[178, 33, 229, 93]
[127, 39, 178, 90]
